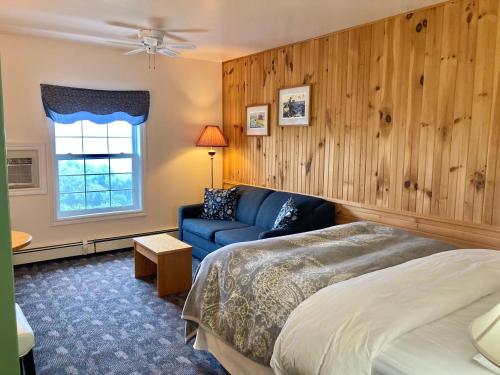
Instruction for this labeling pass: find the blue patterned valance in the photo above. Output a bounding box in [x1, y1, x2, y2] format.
[40, 84, 150, 126]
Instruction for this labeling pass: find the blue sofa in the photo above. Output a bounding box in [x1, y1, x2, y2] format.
[178, 185, 336, 260]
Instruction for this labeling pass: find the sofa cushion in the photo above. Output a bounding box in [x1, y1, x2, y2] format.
[183, 230, 222, 259]
[183, 218, 250, 240]
[255, 192, 325, 229]
[215, 226, 266, 246]
[235, 185, 273, 225]
[201, 187, 238, 220]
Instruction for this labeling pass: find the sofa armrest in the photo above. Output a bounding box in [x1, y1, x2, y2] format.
[178, 203, 203, 240]
[304, 202, 336, 230]
[258, 227, 296, 240]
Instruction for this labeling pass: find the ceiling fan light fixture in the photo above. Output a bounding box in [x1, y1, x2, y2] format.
[105, 20, 198, 70]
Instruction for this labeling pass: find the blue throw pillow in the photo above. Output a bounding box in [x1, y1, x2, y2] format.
[201, 187, 238, 220]
[272, 196, 298, 229]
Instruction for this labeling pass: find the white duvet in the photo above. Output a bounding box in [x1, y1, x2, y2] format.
[270, 249, 500, 375]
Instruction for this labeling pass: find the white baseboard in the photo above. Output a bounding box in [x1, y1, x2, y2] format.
[13, 229, 179, 266]
[94, 238, 133, 253]
[13, 244, 83, 265]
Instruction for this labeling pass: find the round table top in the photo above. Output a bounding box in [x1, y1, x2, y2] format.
[11, 231, 32, 251]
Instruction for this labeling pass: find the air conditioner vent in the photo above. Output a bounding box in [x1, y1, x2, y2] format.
[8, 157, 35, 188]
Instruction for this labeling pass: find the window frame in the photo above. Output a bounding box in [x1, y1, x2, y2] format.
[49, 120, 145, 222]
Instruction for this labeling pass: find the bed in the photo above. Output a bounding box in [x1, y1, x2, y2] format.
[193, 290, 500, 375]
[181, 222, 500, 374]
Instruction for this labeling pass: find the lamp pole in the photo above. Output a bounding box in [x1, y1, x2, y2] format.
[209, 148, 216, 189]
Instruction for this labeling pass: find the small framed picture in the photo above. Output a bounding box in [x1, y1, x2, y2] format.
[278, 85, 310, 126]
[246, 104, 269, 136]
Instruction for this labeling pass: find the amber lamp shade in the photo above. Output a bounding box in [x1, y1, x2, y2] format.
[196, 125, 228, 188]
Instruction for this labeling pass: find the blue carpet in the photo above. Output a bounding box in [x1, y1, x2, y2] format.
[14, 249, 228, 375]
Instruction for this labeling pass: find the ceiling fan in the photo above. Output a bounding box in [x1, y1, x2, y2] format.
[107, 18, 204, 68]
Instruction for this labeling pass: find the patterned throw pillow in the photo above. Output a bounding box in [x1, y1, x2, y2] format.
[201, 187, 238, 220]
[272, 196, 299, 230]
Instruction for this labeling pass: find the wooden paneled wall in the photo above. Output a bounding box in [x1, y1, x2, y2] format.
[222, 0, 500, 248]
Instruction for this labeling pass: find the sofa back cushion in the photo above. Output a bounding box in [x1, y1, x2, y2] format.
[255, 192, 325, 230]
[235, 185, 274, 225]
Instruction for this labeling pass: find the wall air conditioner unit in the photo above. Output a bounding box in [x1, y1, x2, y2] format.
[7, 144, 47, 196]
[8, 156, 36, 188]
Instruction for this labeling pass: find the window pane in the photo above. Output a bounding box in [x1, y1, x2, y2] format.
[108, 121, 132, 137]
[86, 191, 110, 209]
[56, 138, 83, 155]
[82, 121, 107, 137]
[60, 193, 85, 211]
[55, 121, 82, 137]
[86, 174, 109, 191]
[109, 138, 132, 154]
[54, 120, 141, 218]
[111, 190, 133, 207]
[58, 159, 84, 175]
[111, 173, 133, 190]
[83, 138, 108, 154]
[110, 158, 132, 173]
[85, 159, 109, 174]
[59, 175, 85, 193]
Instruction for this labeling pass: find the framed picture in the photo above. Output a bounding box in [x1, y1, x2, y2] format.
[278, 85, 310, 126]
[7, 143, 47, 196]
[246, 104, 269, 136]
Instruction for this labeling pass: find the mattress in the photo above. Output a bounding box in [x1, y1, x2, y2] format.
[196, 287, 500, 375]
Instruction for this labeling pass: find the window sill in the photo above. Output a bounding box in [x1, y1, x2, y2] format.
[52, 209, 146, 226]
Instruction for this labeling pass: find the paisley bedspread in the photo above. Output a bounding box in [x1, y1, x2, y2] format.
[181, 221, 455, 365]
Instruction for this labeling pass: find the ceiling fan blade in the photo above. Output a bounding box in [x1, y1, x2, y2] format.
[126, 33, 139, 40]
[157, 48, 178, 57]
[107, 21, 148, 30]
[162, 32, 188, 43]
[125, 48, 145, 55]
[106, 40, 143, 47]
[165, 43, 196, 50]
[162, 28, 208, 33]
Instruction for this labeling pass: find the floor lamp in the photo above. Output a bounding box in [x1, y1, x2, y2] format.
[196, 125, 228, 188]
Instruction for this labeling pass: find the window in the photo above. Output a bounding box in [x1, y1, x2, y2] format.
[53, 120, 142, 219]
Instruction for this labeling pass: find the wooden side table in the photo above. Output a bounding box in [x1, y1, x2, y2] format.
[133, 234, 192, 297]
[11, 231, 32, 251]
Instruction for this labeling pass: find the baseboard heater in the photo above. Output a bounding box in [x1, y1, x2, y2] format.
[13, 228, 178, 266]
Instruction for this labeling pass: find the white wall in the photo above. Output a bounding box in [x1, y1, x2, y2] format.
[0, 33, 222, 249]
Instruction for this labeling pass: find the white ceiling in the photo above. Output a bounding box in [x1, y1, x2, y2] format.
[0, 0, 444, 62]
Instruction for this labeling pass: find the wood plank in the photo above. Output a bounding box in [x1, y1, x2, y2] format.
[435, 1, 460, 218]
[465, 0, 498, 223]
[379, 19, 395, 209]
[482, 0, 500, 224]
[403, 10, 427, 213]
[491, 2, 500, 226]
[367, 22, 385, 206]
[452, 0, 479, 221]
